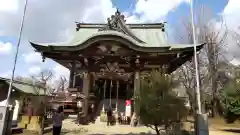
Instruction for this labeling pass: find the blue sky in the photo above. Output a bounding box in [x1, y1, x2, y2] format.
[0, 0, 238, 83]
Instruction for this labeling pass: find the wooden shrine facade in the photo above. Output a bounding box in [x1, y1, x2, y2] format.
[30, 9, 204, 116]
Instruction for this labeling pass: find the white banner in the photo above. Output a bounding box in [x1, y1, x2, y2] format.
[125, 106, 131, 117]
[125, 100, 132, 117]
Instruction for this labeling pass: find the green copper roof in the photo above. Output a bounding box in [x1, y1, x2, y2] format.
[69, 28, 97, 45]
[132, 28, 167, 46]
[68, 28, 167, 47]
[71, 28, 166, 46]
[10, 81, 47, 95]
[0, 77, 48, 95]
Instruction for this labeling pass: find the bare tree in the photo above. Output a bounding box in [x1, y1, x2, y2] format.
[56, 76, 68, 91]
[175, 58, 208, 115]
[36, 69, 54, 85]
[230, 28, 240, 48]
[198, 7, 228, 117]
[176, 5, 228, 117]
[31, 69, 54, 94]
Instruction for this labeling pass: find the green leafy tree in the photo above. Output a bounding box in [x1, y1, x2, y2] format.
[135, 70, 188, 135]
[222, 76, 240, 123]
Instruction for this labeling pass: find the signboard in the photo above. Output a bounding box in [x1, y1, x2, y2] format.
[125, 100, 132, 117]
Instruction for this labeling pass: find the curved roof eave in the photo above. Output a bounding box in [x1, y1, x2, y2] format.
[30, 31, 205, 53]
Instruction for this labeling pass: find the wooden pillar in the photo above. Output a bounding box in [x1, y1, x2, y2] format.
[110, 80, 112, 107]
[115, 81, 119, 124]
[133, 71, 140, 114]
[69, 62, 75, 88]
[82, 71, 90, 116]
[116, 81, 119, 112]
[102, 80, 107, 112]
[131, 71, 140, 126]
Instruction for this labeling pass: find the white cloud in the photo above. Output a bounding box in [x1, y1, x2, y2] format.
[0, 41, 12, 55]
[222, 0, 240, 32]
[82, 0, 116, 22]
[53, 64, 69, 80]
[0, 70, 12, 78]
[126, 14, 142, 23]
[49, 64, 69, 88]
[221, 0, 240, 62]
[22, 52, 42, 64]
[222, 0, 240, 15]
[222, 0, 240, 31]
[128, 0, 190, 22]
[0, 0, 19, 13]
[28, 66, 41, 75]
[230, 58, 240, 66]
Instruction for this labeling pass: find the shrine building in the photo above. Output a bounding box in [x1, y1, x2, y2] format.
[30, 10, 204, 118]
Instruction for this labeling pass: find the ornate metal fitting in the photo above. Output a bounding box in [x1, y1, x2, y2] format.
[83, 72, 88, 78]
[135, 59, 140, 64]
[93, 56, 104, 64]
[120, 56, 131, 64]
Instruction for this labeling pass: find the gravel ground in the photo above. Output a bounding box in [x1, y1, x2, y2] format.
[19, 118, 240, 135]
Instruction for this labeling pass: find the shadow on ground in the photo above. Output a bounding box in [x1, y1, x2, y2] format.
[60, 130, 192, 135]
[43, 127, 53, 134]
[61, 132, 156, 135]
[222, 129, 240, 133]
[86, 133, 156, 135]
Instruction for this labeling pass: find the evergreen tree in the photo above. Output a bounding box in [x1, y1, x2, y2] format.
[222, 76, 240, 123]
[135, 70, 188, 135]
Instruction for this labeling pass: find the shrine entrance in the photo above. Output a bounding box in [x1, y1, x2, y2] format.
[94, 79, 133, 115]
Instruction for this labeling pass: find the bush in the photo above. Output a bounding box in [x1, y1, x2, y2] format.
[224, 110, 239, 124]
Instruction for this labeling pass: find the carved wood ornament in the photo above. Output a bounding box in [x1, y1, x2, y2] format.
[96, 62, 132, 80]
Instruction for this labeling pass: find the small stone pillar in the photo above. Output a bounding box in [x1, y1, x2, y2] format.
[82, 72, 90, 116]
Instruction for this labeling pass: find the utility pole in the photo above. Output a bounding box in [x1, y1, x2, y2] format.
[0, 0, 28, 135]
[190, 0, 209, 135]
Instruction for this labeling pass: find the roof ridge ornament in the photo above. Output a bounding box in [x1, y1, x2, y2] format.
[98, 8, 145, 43]
[99, 8, 125, 32]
